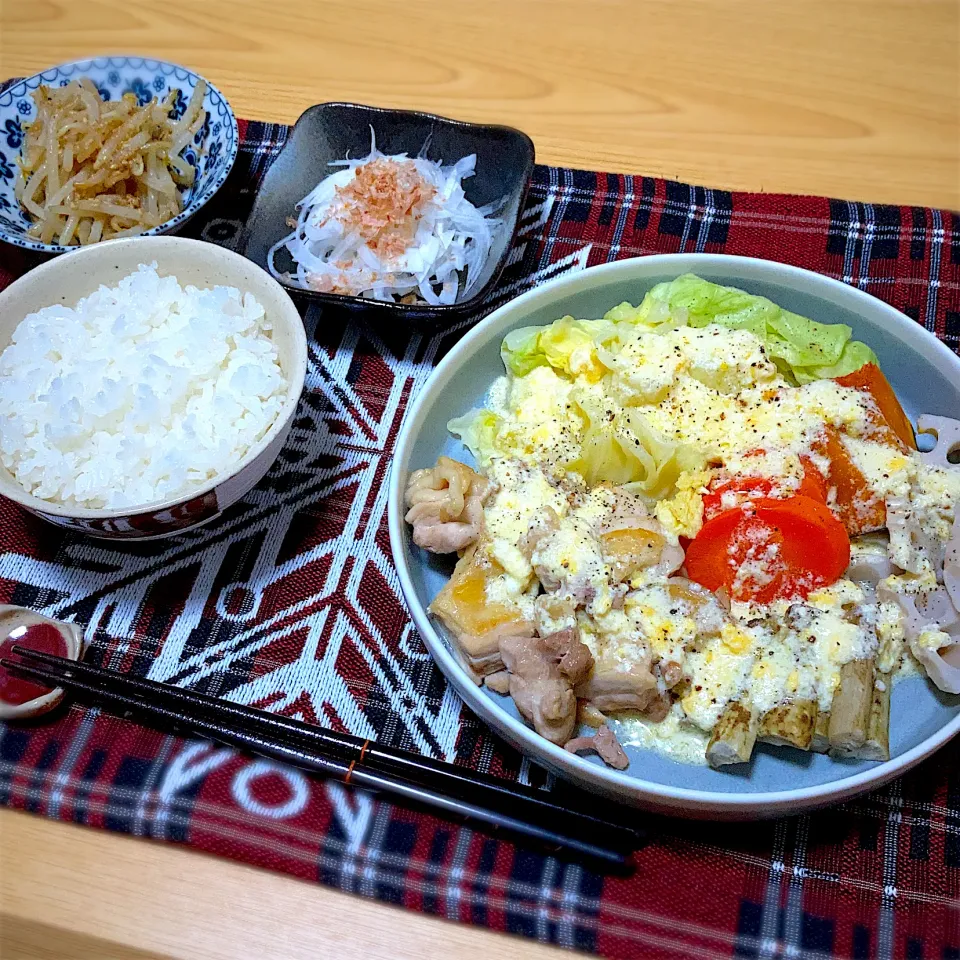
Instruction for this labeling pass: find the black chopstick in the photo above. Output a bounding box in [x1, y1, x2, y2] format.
[5, 645, 638, 846]
[4, 648, 640, 869]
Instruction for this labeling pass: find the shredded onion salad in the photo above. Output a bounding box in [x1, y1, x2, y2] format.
[268, 138, 500, 305]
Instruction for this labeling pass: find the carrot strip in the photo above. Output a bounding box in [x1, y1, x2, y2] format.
[835, 363, 915, 450]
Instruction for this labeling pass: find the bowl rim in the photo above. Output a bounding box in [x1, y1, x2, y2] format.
[387, 251, 960, 815]
[0, 56, 240, 255]
[0, 235, 308, 520]
[244, 99, 536, 316]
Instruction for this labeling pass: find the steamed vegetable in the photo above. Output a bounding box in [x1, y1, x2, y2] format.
[835, 363, 916, 450]
[702, 457, 827, 520]
[630, 275, 878, 385]
[567, 393, 701, 500]
[451, 273, 884, 510]
[501, 316, 618, 380]
[447, 409, 501, 465]
[812, 425, 888, 536]
[502, 274, 877, 388]
[685, 494, 851, 604]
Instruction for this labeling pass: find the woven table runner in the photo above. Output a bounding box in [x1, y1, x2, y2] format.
[1, 114, 958, 959]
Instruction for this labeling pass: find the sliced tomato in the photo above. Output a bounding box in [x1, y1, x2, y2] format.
[702, 456, 827, 521]
[685, 494, 850, 604]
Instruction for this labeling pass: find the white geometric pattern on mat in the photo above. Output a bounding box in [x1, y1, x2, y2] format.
[0, 220, 592, 763]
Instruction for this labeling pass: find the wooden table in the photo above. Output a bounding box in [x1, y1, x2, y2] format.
[0, 1, 957, 957]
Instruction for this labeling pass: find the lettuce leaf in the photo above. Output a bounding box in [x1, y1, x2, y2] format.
[639, 273, 778, 335]
[603, 301, 655, 325]
[540, 317, 598, 374]
[563, 391, 704, 500]
[634, 274, 876, 383]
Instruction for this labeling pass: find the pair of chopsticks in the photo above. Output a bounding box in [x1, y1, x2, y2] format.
[3, 647, 643, 871]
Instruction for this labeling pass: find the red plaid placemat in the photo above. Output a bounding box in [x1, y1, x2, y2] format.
[1, 114, 958, 959]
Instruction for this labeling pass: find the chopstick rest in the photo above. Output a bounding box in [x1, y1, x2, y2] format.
[0, 606, 82, 720]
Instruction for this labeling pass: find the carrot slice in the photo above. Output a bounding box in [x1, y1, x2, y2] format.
[703, 456, 826, 521]
[835, 363, 915, 450]
[685, 495, 851, 604]
[811, 425, 887, 536]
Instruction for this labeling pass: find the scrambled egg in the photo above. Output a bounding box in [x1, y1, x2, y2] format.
[654, 469, 709, 540]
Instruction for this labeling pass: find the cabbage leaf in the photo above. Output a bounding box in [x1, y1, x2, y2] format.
[564, 391, 703, 501]
[500, 315, 620, 381]
[632, 274, 877, 384]
[447, 408, 501, 466]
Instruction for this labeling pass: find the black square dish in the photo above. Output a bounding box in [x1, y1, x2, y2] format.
[241, 102, 535, 324]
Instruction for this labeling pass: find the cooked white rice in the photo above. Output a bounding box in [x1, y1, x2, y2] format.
[0, 263, 288, 510]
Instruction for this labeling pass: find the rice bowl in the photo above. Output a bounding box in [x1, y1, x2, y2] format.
[0, 237, 307, 539]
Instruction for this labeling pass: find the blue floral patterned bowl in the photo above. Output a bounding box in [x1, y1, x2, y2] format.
[0, 57, 238, 254]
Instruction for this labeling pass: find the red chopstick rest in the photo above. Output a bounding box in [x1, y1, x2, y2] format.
[0, 605, 82, 719]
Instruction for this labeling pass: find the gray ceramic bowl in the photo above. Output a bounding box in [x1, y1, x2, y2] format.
[388, 253, 960, 818]
[0, 237, 307, 540]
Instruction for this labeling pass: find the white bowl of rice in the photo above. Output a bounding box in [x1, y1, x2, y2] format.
[0, 236, 307, 539]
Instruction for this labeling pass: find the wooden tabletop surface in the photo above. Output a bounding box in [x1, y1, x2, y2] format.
[0, 1, 958, 958]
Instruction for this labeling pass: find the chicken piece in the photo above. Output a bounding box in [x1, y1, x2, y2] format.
[483, 670, 512, 694]
[547, 471, 589, 508]
[597, 484, 652, 534]
[598, 488, 685, 580]
[644, 693, 672, 722]
[564, 724, 630, 770]
[665, 578, 728, 636]
[532, 512, 680, 613]
[531, 518, 607, 607]
[430, 546, 533, 682]
[540, 627, 594, 679]
[577, 701, 607, 728]
[534, 593, 577, 636]
[574, 656, 660, 714]
[405, 457, 492, 554]
[442, 617, 535, 683]
[655, 541, 686, 578]
[499, 626, 594, 745]
[659, 659, 683, 688]
[601, 527, 667, 583]
[518, 506, 561, 561]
